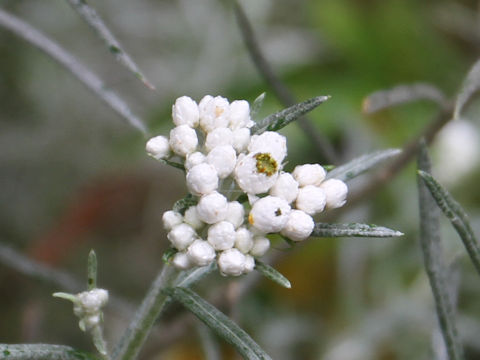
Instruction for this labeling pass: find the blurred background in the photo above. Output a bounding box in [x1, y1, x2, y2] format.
[1, 0, 480, 359]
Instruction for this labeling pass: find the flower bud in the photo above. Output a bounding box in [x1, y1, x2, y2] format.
[205, 127, 233, 152]
[225, 201, 245, 229]
[169, 125, 198, 156]
[243, 255, 255, 273]
[295, 185, 326, 215]
[186, 163, 219, 196]
[248, 196, 291, 233]
[229, 100, 252, 130]
[187, 240, 216, 266]
[207, 221, 236, 250]
[162, 210, 183, 231]
[292, 164, 326, 187]
[172, 96, 199, 128]
[250, 236, 270, 257]
[196, 192, 228, 224]
[206, 145, 237, 179]
[146, 135, 170, 160]
[217, 248, 246, 276]
[319, 179, 348, 209]
[185, 152, 206, 170]
[172, 251, 192, 270]
[235, 227, 254, 253]
[281, 209, 314, 242]
[184, 206, 204, 230]
[167, 223, 196, 250]
[199, 95, 230, 132]
[232, 127, 251, 153]
[269, 172, 299, 204]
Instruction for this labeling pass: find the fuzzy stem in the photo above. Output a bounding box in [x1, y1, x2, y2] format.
[112, 265, 178, 360]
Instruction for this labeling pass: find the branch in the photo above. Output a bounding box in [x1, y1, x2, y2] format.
[0, 9, 147, 134]
[233, 1, 338, 164]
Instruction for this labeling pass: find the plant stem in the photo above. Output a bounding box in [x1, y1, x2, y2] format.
[112, 264, 178, 360]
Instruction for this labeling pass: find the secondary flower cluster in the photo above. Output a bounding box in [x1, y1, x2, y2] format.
[147, 95, 348, 276]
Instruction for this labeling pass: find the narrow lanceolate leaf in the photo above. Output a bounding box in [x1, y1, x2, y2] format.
[166, 287, 273, 360]
[173, 194, 198, 215]
[0, 344, 99, 360]
[362, 83, 446, 114]
[254, 260, 291, 289]
[326, 149, 401, 182]
[454, 58, 480, 120]
[251, 92, 266, 119]
[0, 9, 147, 134]
[252, 95, 330, 134]
[418, 170, 480, 277]
[159, 159, 185, 171]
[174, 262, 217, 288]
[311, 223, 404, 238]
[417, 140, 463, 360]
[64, 0, 154, 89]
[87, 249, 97, 290]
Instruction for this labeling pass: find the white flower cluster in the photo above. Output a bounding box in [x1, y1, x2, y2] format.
[147, 95, 348, 276]
[73, 289, 109, 331]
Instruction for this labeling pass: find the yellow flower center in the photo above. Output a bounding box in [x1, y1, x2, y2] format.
[255, 153, 278, 177]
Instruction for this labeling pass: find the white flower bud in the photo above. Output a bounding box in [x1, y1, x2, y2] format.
[243, 255, 255, 273]
[77, 289, 109, 312]
[248, 196, 291, 233]
[319, 179, 348, 209]
[292, 164, 326, 187]
[199, 95, 230, 132]
[162, 210, 183, 231]
[167, 223, 196, 250]
[235, 227, 254, 253]
[207, 221, 236, 250]
[186, 163, 219, 196]
[146, 135, 170, 160]
[217, 248, 246, 276]
[172, 96, 199, 128]
[225, 201, 245, 229]
[185, 152, 206, 170]
[269, 172, 299, 204]
[184, 206, 204, 230]
[197, 192, 228, 224]
[229, 100, 252, 130]
[169, 125, 198, 156]
[234, 153, 279, 194]
[206, 145, 237, 179]
[187, 239, 216, 266]
[205, 127, 233, 152]
[172, 251, 192, 270]
[248, 131, 287, 163]
[295, 185, 326, 215]
[232, 127, 251, 153]
[250, 236, 270, 257]
[81, 314, 101, 330]
[281, 209, 314, 242]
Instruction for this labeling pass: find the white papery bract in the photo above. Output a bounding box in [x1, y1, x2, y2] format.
[172, 96, 199, 128]
[150, 95, 349, 276]
[74, 289, 109, 331]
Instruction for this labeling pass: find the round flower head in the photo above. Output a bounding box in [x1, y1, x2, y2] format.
[248, 196, 291, 233]
[187, 239, 216, 266]
[281, 209, 314, 242]
[295, 185, 326, 215]
[292, 164, 326, 187]
[172, 252, 192, 270]
[217, 248, 246, 276]
[184, 206, 204, 230]
[229, 100, 252, 130]
[205, 127, 234, 152]
[269, 172, 299, 204]
[167, 223, 196, 250]
[234, 153, 279, 194]
[232, 128, 251, 153]
[186, 163, 219, 196]
[248, 131, 287, 163]
[199, 95, 230, 132]
[146, 135, 170, 160]
[206, 145, 237, 179]
[77, 289, 109, 312]
[235, 227, 254, 253]
[185, 152, 206, 171]
[243, 255, 255, 273]
[162, 210, 183, 231]
[172, 96, 199, 128]
[250, 236, 270, 257]
[207, 221, 236, 250]
[196, 191, 228, 224]
[319, 179, 348, 209]
[169, 125, 198, 157]
[225, 201, 245, 229]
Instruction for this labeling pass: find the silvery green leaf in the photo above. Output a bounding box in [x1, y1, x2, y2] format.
[0, 344, 100, 360]
[174, 262, 217, 288]
[255, 260, 291, 289]
[52, 292, 79, 303]
[65, 0, 154, 89]
[153, 157, 185, 171]
[166, 287, 273, 360]
[87, 249, 97, 290]
[311, 223, 403, 238]
[252, 95, 330, 134]
[326, 148, 401, 182]
[417, 140, 463, 360]
[173, 194, 197, 215]
[363, 83, 446, 114]
[418, 170, 480, 276]
[454, 58, 480, 120]
[250, 92, 266, 119]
